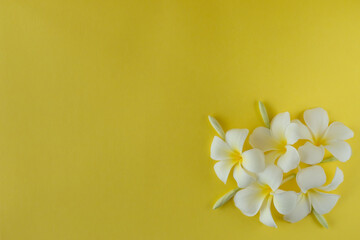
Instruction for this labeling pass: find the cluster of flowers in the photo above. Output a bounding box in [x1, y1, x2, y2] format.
[209, 103, 353, 228]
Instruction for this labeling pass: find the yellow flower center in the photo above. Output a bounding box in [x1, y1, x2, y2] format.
[276, 138, 288, 154]
[230, 150, 243, 163]
[313, 135, 327, 146]
[261, 184, 273, 196]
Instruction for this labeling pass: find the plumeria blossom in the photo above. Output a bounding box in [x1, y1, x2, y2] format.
[249, 112, 301, 173]
[234, 165, 297, 228]
[210, 129, 265, 187]
[293, 108, 354, 164]
[209, 103, 352, 229]
[284, 165, 343, 223]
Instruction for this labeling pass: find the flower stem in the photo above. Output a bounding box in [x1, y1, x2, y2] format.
[321, 156, 337, 164]
[312, 209, 329, 229]
[213, 187, 241, 210]
[258, 101, 270, 128]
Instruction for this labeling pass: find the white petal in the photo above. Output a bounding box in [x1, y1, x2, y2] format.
[298, 142, 324, 165]
[309, 190, 340, 215]
[285, 123, 300, 144]
[234, 186, 266, 216]
[214, 160, 236, 183]
[304, 108, 329, 138]
[284, 193, 311, 223]
[287, 120, 313, 142]
[242, 149, 265, 173]
[210, 136, 232, 161]
[273, 190, 298, 215]
[225, 129, 249, 153]
[265, 151, 281, 165]
[249, 127, 277, 152]
[258, 165, 283, 191]
[233, 163, 255, 188]
[318, 168, 344, 192]
[270, 112, 290, 141]
[324, 121, 354, 141]
[259, 196, 277, 228]
[296, 165, 326, 193]
[325, 140, 352, 162]
[277, 145, 300, 173]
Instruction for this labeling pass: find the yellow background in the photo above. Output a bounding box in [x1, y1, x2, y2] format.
[0, 0, 360, 239]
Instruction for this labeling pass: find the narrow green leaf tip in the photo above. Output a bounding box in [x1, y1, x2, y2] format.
[313, 209, 329, 229]
[321, 156, 338, 163]
[213, 187, 241, 210]
[208, 116, 226, 139]
[258, 101, 270, 128]
[282, 173, 296, 184]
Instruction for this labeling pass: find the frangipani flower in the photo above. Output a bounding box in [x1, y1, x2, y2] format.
[249, 112, 301, 173]
[294, 108, 354, 164]
[209, 103, 352, 229]
[284, 165, 343, 223]
[211, 129, 265, 187]
[234, 165, 297, 228]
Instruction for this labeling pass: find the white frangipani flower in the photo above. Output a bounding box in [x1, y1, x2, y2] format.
[234, 165, 297, 228]
[210, 129, 265, 187]
[249, 112, 301, 173]
[284, 165, 343, 223]
[293, 108, 354, 164]
[209, 104, 352, 228]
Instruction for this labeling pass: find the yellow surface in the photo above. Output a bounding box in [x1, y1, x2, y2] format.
[0, 0, 360, 239]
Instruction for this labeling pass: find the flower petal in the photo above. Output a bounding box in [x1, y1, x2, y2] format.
[273, 190, 298, 215]
[270, 112, 290, 142]
[225, 129, 249, 153]
[277, 145, 300, 173]
[318, 167, 344, 192]
[234, 186, 266, 216]
[210, 136, 232, 161]
[242, 148, 265, 173]
[285, 123, 301, 145]
[325, 140, 352, 162]
[214, 160, 236, 184]
[265, 151, 281, 165]
[324, 121, 354, 141]
[284, 193, 311, 223]
[259, 196, 277, 228]
[287, 120, 313, 142]
[309, 190, 340, 215]
[298, 142, 324, 165]
[304, 108, 329, 138]
[258, 165, 283, 191]
[296, 165, 326, 193]
[249, 127, 277, 152]
[233, 163, 255, 188]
